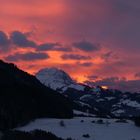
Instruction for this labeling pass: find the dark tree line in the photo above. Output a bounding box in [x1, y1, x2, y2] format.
[1, 129, 64, 140]
[134, 117, 140, 127]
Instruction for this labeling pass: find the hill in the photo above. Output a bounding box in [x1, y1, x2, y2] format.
[0, 60, 73, 130]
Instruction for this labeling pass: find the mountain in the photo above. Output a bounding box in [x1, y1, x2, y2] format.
[36, 67, 140, 118]
[36, 68, 85, 93]
[79, 89, 140, 118]
[0, 60, 73, 130]
[36, 68, 74, 90]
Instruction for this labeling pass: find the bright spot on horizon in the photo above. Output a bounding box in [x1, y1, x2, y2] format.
[101, 86, 108, 90]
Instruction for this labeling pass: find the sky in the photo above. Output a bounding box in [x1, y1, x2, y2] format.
[0, 0, 140, 91]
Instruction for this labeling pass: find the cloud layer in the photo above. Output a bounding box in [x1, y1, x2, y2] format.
[85, 77, 140, 92]
[5, 52, 49, 61]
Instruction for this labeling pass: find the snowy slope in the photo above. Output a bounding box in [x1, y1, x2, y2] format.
[36, 68, 74, 90]
[17, 117, 140, 140]
[119, 99, 140, 109]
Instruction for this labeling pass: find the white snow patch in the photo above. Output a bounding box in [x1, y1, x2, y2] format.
[80, 94, 93, 100]
[112, 109, 125, 115]
[96, 99, 105, 102]
[105, 97, 115, 100]
[76, 101, 92, 108]
[119, 99, 140, 109]
[73, 110, 95, 117]
[68, 84, 85, 91]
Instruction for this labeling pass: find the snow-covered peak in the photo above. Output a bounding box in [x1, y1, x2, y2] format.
[36, 67, 75, 90]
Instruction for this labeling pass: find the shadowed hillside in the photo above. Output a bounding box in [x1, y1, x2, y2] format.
[0, 60, 73, 131]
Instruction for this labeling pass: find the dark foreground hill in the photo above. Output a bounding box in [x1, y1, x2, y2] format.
[0, 60, 73, 131]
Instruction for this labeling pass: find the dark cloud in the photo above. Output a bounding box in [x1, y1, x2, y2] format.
[78, 62, 93, 67]
[61, 54, 91, 60]
[73, 41, 100, 52]
[85, 76, 140, 92]
[101, 51, 113, 61]
[95, 77, 122, 84]
[37, 43, 71, 52]
[10, 31, 36, 48]
[0, 31, 37, 51]
[0, 31, 10, 51]
[87, 75, 98, 81]
[5, 52, 49, 61]
[0, 31, 9, 46]
[0, 31, 72, 53]
[37, 43, 60, 51]
[53, 47, 72, 52]
[101, 51, 120, 63]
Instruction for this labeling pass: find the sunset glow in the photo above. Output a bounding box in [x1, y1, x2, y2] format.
[101, 86, 108, 90]
[0, 0, 140, 84]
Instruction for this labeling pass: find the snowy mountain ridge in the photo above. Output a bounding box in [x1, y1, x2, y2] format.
[36, 67, 85, 92]
[36, 67, 74, 90]
[36, 67, 140, 118]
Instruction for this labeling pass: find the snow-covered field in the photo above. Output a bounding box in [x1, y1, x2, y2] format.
[17, 117, 140, 140]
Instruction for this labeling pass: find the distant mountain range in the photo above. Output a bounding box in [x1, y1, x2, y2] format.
[36, 67, 140, 118]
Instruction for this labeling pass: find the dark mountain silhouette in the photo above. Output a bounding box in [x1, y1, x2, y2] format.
[0, 60, 73, 131]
